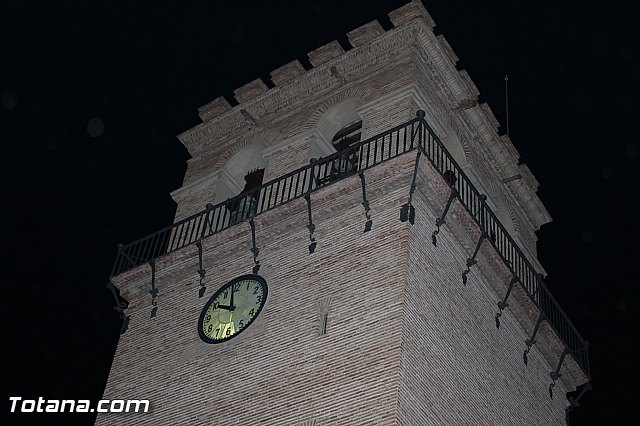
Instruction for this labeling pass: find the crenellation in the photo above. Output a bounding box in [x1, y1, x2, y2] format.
[512, 168, 553, 232]
[498, 134, 523, 169]
[197, 96, 231, 122]
[413, 34, 461, 107]
[479, 101, 501, 131]
[518, 163, 541, 191]
[457, 69, 480, 99]
[233, 78, 269, 103]
[346, 20, 385, 47]
[388, 0, 435, 29]
[413, 53, 549, 257]
[178, 25, 419, 157]
[464, 103, 551, 233]
[436, 34, 458, 66]
[307, 40, 344, 67]
[325, 29, 415, 85]
[270, 59, 306, 86]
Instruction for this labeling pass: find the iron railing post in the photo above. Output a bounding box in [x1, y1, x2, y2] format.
[201, 203, 214, 240]
[416, 110, 425, 149]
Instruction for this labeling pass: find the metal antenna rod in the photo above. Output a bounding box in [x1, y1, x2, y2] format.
[504, 74, 510, 137]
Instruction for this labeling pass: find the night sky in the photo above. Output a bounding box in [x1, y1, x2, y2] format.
[2, 1, 638, 424]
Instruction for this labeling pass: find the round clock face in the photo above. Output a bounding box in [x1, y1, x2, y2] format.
[198, 274, 268, 344]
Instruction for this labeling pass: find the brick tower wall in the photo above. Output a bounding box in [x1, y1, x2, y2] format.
[98, 157, 417, 425]
[100, 2, 583, 423]
[396, 163, 569, 425]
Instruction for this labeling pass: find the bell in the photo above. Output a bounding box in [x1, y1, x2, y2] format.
[443, 170, 457, 187]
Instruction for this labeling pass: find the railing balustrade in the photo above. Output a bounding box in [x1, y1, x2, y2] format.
[110, 113, 589, 379]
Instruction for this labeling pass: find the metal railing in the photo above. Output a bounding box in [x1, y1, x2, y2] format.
[417, 114, 590, 378]
[110, 112, 589, 379]
[110, 117, 422, 276]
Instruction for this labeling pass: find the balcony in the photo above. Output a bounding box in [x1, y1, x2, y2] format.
[109, 111, 590, 384]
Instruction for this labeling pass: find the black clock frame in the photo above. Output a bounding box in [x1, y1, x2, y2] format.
[197, 274, 268, 344]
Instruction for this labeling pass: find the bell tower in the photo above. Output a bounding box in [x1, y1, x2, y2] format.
[100, 1, 590, 424]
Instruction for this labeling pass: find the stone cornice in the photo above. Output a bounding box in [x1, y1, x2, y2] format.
[407, 34, 550, 252]
[408, 24, 552, 233]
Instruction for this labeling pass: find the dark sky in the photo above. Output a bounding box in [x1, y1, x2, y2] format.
[1, 0, 638, 424]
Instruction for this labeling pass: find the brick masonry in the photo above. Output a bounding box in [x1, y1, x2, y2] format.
[100, 153, 577, 425]
[398, 190, 569, 425]
[100, 1, 586, 424]
[169, 1, 550, 260]
[100, 158, 412, 425]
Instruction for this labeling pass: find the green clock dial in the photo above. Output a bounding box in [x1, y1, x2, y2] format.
[198, 274, 267, 343]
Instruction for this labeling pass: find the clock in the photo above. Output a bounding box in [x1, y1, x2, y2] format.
[198, 274, 268, 344]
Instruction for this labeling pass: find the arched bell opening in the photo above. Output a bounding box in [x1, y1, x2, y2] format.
[440, 132, 467, 168]
[311, 99, 364, 185]
[226, 168, 265, 224]
[494, 203, 517, 239]
[214, 143, 267, 224]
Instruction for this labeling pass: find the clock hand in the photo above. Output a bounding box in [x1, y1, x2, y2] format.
[216, 304, 235, 311]
[230, 284, 235, 310]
